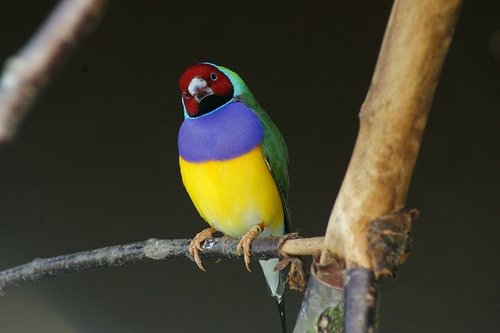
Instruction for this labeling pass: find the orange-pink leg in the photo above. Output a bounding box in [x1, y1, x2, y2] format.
[237, 223, 265, 272]
[188, 227, 217, 271]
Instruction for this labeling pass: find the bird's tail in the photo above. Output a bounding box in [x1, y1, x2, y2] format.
[259, 258, 287, 332]
[276, 297, 287, 333]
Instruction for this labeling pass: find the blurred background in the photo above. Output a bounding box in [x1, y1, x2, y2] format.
[0, 1, 498, 332]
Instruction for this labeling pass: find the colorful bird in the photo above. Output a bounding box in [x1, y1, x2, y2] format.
[178, 62, 290, 331]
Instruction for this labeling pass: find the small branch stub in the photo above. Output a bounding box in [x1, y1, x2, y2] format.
[294, 262, 344, 333]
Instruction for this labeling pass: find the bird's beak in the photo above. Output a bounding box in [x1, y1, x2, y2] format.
[188, 77, 214, 103]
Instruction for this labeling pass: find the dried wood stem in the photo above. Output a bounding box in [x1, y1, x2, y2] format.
[295, 1, 463, 331]
[320, 0, 463, 269]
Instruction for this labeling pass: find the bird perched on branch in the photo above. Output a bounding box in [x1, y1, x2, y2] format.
[178, 62, 290, 332]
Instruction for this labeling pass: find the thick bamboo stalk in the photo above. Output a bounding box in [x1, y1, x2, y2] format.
[320, 0, 463, 269]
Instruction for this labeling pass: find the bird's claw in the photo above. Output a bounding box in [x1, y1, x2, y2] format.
[188, 227, 217, 271]
[236, 223, 264, 272]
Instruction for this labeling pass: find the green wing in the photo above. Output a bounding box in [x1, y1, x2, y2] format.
[251, 98, 290, 232]
[217, 65, 291, 230]
[251, 100, 290, 200]
[254, 102, 291, 232]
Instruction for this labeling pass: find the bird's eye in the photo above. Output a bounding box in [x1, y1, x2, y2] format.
[210, 72, 217, 81]
[183, 91, 190, 99]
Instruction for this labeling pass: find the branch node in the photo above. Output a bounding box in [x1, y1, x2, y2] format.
[144, 238, 167, 260]
[368, 208, 419, 278]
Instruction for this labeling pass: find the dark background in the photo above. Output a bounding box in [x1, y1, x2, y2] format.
[0, 1, 498, 332]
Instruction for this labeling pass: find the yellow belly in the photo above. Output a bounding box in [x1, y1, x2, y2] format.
[179, 146, 284, 237]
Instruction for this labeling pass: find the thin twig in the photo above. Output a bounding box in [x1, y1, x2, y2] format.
[344, 268, 376, 333]
[0, 0, 109, 144]
[0, 236, 323, 293]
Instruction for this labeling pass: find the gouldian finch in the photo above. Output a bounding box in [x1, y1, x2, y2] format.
[178, 62, 290, 331]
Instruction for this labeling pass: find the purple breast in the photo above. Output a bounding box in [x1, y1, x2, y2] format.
[178, 102, 264, 162]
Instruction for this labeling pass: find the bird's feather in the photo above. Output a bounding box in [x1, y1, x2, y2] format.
[216, 65, 290, 229]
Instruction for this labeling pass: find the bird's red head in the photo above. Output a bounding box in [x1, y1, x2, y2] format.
[179, 63, 234, 117]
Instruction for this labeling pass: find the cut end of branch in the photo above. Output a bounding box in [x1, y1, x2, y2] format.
[315, 255, 346, 289]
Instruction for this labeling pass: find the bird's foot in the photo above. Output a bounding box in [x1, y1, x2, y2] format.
[188, 227, 217, 271]
[237, 223, 265, 272]
[274, 232, 307, 292]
